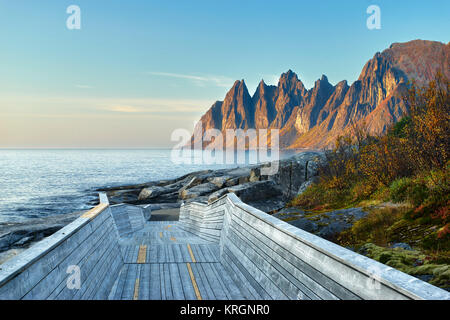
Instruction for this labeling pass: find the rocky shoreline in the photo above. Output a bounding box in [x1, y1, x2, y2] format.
[98, 151, 322, 210]
[0, 151, 372, 264]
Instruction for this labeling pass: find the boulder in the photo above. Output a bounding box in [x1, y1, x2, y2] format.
[224, 177, 240, 187]
[138, 186, 164, 200]
[180, 176, 203, 191]
[208, 188, 230, 203]
[208, 176, 232, 189]
[106, 188, 142, 204]
[272, 207, 368, 241]
[271, 151, 324, 200]
[179, 183, 220, 200]
[227, 180, 282, 203]
[246, 197, 286, 213]
[249, 168, 261, 182]
[391, 243, 413, 251]
[227, 167, 251, 177]
[287, 219, 318, 234]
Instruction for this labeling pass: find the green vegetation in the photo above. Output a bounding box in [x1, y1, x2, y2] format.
[290, 72, 450, 289]
[360, 243, 449, 289]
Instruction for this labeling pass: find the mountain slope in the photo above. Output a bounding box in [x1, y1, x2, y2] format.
[190, 40, 450, 149]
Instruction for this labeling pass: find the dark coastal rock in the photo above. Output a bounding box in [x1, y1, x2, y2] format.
[208, 176, 232, 188]
[391, 243, 413, 251]
[102, 152, 324, 212]
[138, 186, 166, 200]
[224, 177, 240, 187]
[179, 182, 220, 200]
[269, 151, 323, 200]
[208, 188, 230, 203]
[105, 188, 142, 204]
[0, 211, 84, 254]
[178, 176, 203, 195]
[246, 197, 286, 214]
[272, 207, 305, 220]
[227, 180, 282, 203]
[276, 207, 368, 241]
[249, 167, 262, 182]
[288, 219, 318, 234]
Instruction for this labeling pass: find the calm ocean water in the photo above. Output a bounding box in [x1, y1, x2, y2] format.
[0, 149, 292, 223]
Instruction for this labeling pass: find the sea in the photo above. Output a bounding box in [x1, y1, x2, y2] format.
[0, 149, 294, 223]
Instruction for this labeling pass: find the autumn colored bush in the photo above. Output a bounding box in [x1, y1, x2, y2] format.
[288, 73, 450, 289]
[404, 72, 450, 171]
[292, 71, 449, 227]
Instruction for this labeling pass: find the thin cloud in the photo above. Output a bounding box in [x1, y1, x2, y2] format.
[75, 84, 94, 89]
[105, 105, 143, 113]
[147, 71, 234, 88]
[99, 98, 213, 115]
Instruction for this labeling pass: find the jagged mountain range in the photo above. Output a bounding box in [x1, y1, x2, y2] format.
[190, 40, 449, 149]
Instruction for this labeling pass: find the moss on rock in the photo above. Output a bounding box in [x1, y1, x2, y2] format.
[360, 243, 450, 290]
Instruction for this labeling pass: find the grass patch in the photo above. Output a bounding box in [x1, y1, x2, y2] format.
[337, 206, 406, 248]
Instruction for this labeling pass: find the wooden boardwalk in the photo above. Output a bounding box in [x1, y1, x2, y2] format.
[108, 221, 247, 300]
[2, 194, 448, 300]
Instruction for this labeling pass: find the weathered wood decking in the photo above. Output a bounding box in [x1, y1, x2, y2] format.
[0, 193, 449, 300]
[109, 221, 246, 300]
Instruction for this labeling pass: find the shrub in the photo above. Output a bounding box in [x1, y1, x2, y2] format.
[390, 177, 413, 203]
[337, 207, 405, 248]
[408, 182, 429, 207]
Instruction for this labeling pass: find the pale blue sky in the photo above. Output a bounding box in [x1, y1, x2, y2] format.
[0, 0, 448, 147]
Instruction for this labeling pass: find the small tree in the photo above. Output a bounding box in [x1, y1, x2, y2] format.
[404, 72, 450, 172]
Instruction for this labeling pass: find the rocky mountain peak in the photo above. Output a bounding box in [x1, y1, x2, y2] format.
[190, 40, 449, 150]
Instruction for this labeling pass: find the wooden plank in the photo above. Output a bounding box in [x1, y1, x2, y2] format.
[121, 264, 138, 300]
[132, 245, 140, 263]
[173, 245, 183, 263]
[167, 245, 175, 263]
[89, 243, 123, 300]
[169, 263, 185, 300]
[149, 264, 161, 300]
[194, 263, 216, 300]
[148, 245, 157, 263]
[157, 245, 166, 263]
[81, 203, 108, 220]
[191, 245, 205, 262]
[199, 244, 215, 262]
[159, 264, 166, 299]
[133, 278, 140, 300]
[201, 263, 227, 300]
[186, 244, 196, 263]
[222, 248, 264, 300]
[230, 213, 352, 299]
[163, 264, 173, 300]
[229, 221, 322, 300]
[212, 263, 246, 300]
[209, 245, 220, 261]
[186, 263, 202, 300]
[180, 244, 192, 262]
[139, 264, 151, 300]
[112, 265, 129, 300]
[178, 264, 198, 300]
[226, 231, 288, 299]
[137, 245, 147, 264]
